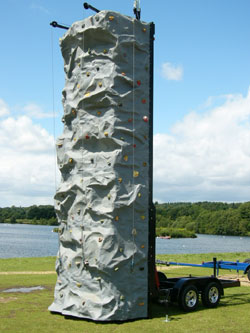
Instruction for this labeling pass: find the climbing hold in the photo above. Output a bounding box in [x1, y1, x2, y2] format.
[103, 49, 108, 54]
[86, 72, 90, 77]
[142, 28, 146, 32]
[132, 228, 137, 236]
[76, 283, 82, 288]
[133, 144, 136, 148]
[82, 301, 85, 306]
[138, 302, 145, 306]
[143, 116, 148, 122]
[98, 237, 103, 242]
[138, 193, 141, 198]
[137, 80, 141, 86]
[142, 99, 146, 104]
[97, 111, 101, 116]
[123, 155, 128, 162]
[119, 248, 123, 252]
[109, 15, 115, 21]
[120, 295, 125, 300]
[133, 170, 139, 178]
[143, 162, 147, 167]
[85, 134, 90, 140]
[140, 215, 145, 220]
[84, 91, 90, 97]
[121, 72, 126, 76]
[72, 109, 76, 115]
[104, 131, 108, 137]
[107, 194, 111, 200]
[114, 267, 119, 271]
[115, 216, 119, 221]
[68, 158, 73, 164]
[57, 143, 63, 148]
[98, 82, 102, 87]
[77, 84, 80, 89]
[128, 118, 133, 123]
[141, 245, 145, 249]
[118, 178, 122, 183]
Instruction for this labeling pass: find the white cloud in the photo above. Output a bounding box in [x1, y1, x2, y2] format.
[30, 3, 50, 15]
[22, 103, 55, 119]
[161, 62, 183, 81]
[0, 99, 10, 117]
[0, 114, 58, 207]
[154, 88, 250, 202]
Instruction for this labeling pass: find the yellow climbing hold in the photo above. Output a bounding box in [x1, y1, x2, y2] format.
[115, 216, 119, 221]
[86, 72, 90, 77]
[103, 49, 108, 54]
[109, 15, 115, 21]
[118, 178, 122, 183]
[138, 193, 142, 198]
[77, 84, 80, 89]
[141, 215, 145, 220]
[84, 91, 90, 97]
[76, 283, 82, 288]
[141, 245, 145, 249]
[68, 158, 73, 163]
[123, 155, 128, 162]
[138, 302, 145, 306]
[133, 170, 139, 178]
[104, 131, 108, 137]
[98, 82, 103, 87]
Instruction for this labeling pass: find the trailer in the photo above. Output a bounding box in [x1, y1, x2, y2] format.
[155, 259, 241, 312]
[156, 258, 250, 280]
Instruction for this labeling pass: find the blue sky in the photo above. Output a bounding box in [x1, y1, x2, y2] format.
[1, 0, 250, 206]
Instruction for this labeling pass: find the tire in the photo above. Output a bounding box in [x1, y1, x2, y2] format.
[247, 269, 250, 281]
[201, 282, 221, 308]
[244, 258, 250, 264]
[178, 285, 199, 312]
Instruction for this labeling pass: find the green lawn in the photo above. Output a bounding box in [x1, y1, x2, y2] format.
[0, 253, 250, 333]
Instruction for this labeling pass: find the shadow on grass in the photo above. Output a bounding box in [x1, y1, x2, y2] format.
[50, 289, 250, 324]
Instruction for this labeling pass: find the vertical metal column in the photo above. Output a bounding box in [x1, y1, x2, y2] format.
[148, 22, 157, 313]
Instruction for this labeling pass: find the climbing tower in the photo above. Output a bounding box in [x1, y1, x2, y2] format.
[49, 9, 155, 321]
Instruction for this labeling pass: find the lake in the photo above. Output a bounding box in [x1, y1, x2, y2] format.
[0, 224, 250, 258]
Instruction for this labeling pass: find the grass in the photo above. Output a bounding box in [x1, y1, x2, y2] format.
[0, 252, 250, 333]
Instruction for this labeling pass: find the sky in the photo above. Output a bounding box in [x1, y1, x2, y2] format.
[1, 0, 250, 206]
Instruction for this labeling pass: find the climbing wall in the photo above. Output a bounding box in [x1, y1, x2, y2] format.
[49, 10, 154, 321]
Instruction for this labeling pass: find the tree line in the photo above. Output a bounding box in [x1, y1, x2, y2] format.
[0, 205, 57, 225]
[1, 202, 250, 237]
[155, 201, 250, 237]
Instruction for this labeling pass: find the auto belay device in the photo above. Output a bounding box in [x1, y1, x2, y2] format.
[49, 3, 156, 321]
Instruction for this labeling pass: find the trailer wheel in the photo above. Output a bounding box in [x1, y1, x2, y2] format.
[178, 285, 199, 312]
[201, 282, 221, 308]
[244, 258, 250, 264]
[247, 269, 250, 281]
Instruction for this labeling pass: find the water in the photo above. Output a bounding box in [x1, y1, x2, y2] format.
[0, 224, 58, 258]
[0, 224, 250, 258]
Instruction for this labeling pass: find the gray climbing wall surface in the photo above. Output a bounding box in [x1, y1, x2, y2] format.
[49, 10, 154, 321]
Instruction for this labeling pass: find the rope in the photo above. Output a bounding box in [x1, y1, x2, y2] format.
[50, 27, 61, 260]
[131, 18, 136, 272]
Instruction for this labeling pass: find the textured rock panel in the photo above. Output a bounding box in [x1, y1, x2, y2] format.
[49, 10, 152, 321]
